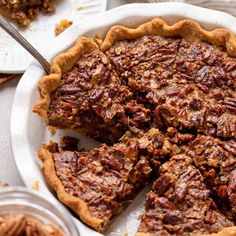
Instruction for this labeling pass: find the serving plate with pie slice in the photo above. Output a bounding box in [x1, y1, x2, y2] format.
[0, 0, 107, 74]
[11, 3, 236, 236]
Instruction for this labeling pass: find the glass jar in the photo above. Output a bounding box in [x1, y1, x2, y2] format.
[0, 187, 79, 236]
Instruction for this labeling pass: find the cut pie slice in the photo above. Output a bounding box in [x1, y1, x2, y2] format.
[34, 37, 151, 144]
[0, 0, 55, 27]
[38, 129, 179, 233]
[137, 154, 235, 236]
[186, 135, 236, 222]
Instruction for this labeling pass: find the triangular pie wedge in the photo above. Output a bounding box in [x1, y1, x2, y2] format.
[34, 37, 150, 144]
[38, 129, 179, 232]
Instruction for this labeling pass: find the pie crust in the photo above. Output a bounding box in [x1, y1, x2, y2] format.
[34, 18, 236, 235]
[38, 146, 105, 232]
[33, 37, 98, 126]
[100, 18, 236, 56]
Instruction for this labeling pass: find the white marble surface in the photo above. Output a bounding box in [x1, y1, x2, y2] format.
[0, 0, 148, 186]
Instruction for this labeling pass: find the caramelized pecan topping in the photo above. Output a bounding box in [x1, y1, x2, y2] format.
[187, 135, 236, 221]
[46, 129, 179, 232]
[138, 155, 233, 235]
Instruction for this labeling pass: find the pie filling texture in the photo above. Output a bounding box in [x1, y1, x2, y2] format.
[46, 35, 235, 143]
[0, 0, 55, 26]
[35, 19, 236, 235]
[39, 129, 181, 232]
[137, 155, 233, 235]
[186, 136, 236, 222]
[48, 44, 150, 144]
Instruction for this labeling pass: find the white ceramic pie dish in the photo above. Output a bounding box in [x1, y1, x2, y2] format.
[10, 3, 236, 236]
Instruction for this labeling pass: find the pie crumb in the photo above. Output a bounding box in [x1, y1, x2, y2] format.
[123, 233, 128, 236]
[77, 4, 84, 11]
[55, 19, 73, 36]
[49, 126, 56, 136]
[32, 181, 40, 191]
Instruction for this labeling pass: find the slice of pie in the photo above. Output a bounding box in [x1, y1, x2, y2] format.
[187, 135, 236, 222]
[34, 37, 151, 144]
[0, 0, 55, 27]
[38, 129, 179, 232]
[137, 154, 235, 236]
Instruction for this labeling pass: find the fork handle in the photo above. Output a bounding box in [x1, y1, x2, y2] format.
[0, 16, 51, 74]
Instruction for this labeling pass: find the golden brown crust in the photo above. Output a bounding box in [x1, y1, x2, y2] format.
[101, 18, 236, 56]
[202, 227, 236, 236]
[38, 145, 105, 232]
[136, 226, 236, 236]
[33, 37, 98, 125]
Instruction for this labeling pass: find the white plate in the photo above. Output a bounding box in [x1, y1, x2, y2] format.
[10, 3, 236, 236]
[0, 0, 107, 74]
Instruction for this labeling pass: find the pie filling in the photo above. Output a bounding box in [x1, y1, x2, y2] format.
[48, 35, 236, 143]
[48, 47, 151, 144]
[105, 35, 236, 139]
[187, 135, 236, 222]
[137, 155, 233, 235]
[0, 0, 55, 26]
[41, 129, 180, 232]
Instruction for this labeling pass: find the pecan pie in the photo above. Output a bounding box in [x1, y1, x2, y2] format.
[34, 18, 236, 235]
[0, 0, 55, 26]
[38, 129, 179, 232]
[137, 155, 234, 236]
